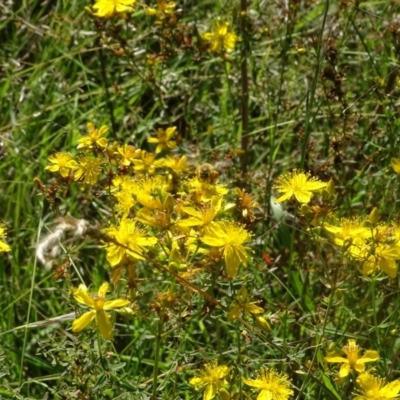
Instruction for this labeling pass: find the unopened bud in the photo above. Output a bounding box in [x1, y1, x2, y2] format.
[326, 179, 335, 197]
[255, 316, 271, 332]
[219, 388, 231, 400]
[300, 203, 310, 216]
[369, 207, 379, 226]
[322, 179, 335, 200]
[117, 307, 135, 318]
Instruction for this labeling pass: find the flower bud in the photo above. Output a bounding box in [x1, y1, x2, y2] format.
[255, 316, 271, 332]
[219, 388, 231, 400]
[368, 207, 379, 226]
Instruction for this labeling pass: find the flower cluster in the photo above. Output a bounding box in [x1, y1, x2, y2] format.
[189, 360, 293, 400]
[45, 122, 261, 339]
[325, 339, 400, 399]
[323, 210, 400, 278]
[45, 122, 255, 282]
[273, 170, 400, 279]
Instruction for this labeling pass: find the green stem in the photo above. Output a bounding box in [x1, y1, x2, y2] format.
[152, 317, 162, 400]
[240, 0, 249, 174]
[19, 217, 44, 383]
[300, 0, 330, 168]
[371, 278, 377, 332]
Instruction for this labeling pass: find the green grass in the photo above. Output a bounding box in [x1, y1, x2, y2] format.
[1, 0, 400, 399]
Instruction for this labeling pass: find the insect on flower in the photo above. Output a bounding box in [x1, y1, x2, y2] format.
[196, 163, 219, 184]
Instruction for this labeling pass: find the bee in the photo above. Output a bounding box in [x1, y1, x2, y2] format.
[196, 163, 219, 183]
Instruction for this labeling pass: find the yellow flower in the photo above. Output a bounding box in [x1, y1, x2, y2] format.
[112, 176, 137, 217]
[242, 368, 294, 400]
[325, 339, 379, 378]
[77, 123, 108, 150]
[45, 152, 78, 178]
[228, 287, 264, 320]
[160, 155, 190, 174]
[189, 360, 232, 400]
[135, 207, 171, 230]
[147, 126, 177, 154]
[134, 176, 168, 210]
[132, 150, 162, 174]
[74, 155, 104, 185]
[202, 21, 239, 54]
[91, 0, 136, 18]
[201, 221, 251, 277]
[116, 144, 141, 166]
[177, 197, 222, 229]
[323, 218, 370, 247]
[186, 177, 228, 203]
[391, 158, 400, 174]
[103, 218, 158, 267]
[146, 0, 176, 19]
[273, 170, 327, 204]
[72, 283, 129, 340]
[359, 243, 400, 278]
[353, 373, 400, 400]
[0, 223, 11, 253]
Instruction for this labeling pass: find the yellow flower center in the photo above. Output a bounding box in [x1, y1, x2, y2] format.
[344, 341, 360, 367]
[93, 296, 106, 311]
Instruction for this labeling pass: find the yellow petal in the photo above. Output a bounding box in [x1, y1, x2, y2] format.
[98, 125, 109, 136]
[257, 390, 273, 400]
[189, 376, 206, 387]
[103, 299, 130, 310]
[274, 191, 294, 203]
[391, 158, 400, 174]
[204, 383, 217, 400]
[227, 306, 241, 321]
[324, 356, 347, 363]
[224, 245, 240, 278]
[0, 241, 11, 252]
[354, 362, 366, 373]
[362, 258, 377, 276]
[215, 365, 232, 378]
[73, 285, 94, 307]
[72, 310, 96, 332]
[379, 258, 397, 278]
[358, 350, 379, 363]
[201, 224, 227, 247]
[181, 206, 202, 219]
[242, 377, 267, 389]
[167, 140, 176, 149]
[339, 363, 351, 378]
[244, 303, 264, 315]
[97, 137, 108, 147]
[59, 167, 70, 178]
[294, 190, 313, 204]
[98, 282, 109, 297]
[303, 181, 327, 191]
[45, 165, 60, 173]
[382, 380, 400, 397]
[177, 217, 203, 228]
[96, 310, 112, 340]
[135, 236, 158, 247]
